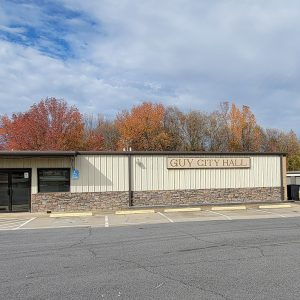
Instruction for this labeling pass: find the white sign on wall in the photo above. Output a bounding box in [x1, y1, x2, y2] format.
[167, 157, 251, 169]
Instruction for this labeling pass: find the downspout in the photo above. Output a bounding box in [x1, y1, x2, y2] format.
[71, 151, 79, 170]
[128, 153, 133, 207]
[70, 155, 75, 171]
[280, 154, 284, 201]
[70, 152, 78, 191]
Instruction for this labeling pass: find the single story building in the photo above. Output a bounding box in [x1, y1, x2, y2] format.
[0, 151, 287, 213]
[287, 171, 300, 201]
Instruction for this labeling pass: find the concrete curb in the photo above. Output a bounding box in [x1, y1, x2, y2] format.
[259, 204, 292, 209]
[164, 207, 201, 212]
[0, 212, 48, 219]
[211, 205, 246, 211]
[49, 212, 93, 218]
[115, 209, 155, 215]
[0, 202, 296, 217]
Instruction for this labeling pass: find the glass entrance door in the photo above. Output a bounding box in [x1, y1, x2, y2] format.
[0, 172, 9, 212]
[0, 170, 31, 212]
[11, 171, 31, 212]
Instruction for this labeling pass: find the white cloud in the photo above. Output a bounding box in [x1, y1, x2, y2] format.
[0, 25, 26, 34]
[0, 0, 300, 133]
[0, 40, 166, 118]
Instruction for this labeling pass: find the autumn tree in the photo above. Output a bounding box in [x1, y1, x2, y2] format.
[82, 114, 105, 151]
[165, 106, 227, 151]
[227, 103, 263, 151]
[0, 98, 102, 151]
[288, 155, 300, 171]
[0, 128, 6, 150]
[84, 114, 119, 151]
[164, 106, 186, 150]
[97, 119, 119, 151]
[262, 129, 299, 154]
[182, 110, 208, 151]
[1, 98, 299, 160]
[115, 102, 171, 151]
[205, 109, 229, 151]
[262, 129, 300, 170]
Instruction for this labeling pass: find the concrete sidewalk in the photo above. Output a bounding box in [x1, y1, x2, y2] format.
[0, 201, 294, 219]
[0, 202, 299, 231]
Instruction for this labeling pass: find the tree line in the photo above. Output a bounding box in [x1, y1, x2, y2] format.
[0, 97, 299, 170]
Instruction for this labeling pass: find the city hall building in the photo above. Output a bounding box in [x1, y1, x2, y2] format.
[0, 151, 287, 213]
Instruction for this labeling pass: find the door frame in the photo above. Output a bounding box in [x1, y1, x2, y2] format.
[0, 168, 32, 213]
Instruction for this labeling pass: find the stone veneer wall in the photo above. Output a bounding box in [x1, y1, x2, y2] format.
[31, 191, 129, 212]
[31, 187, 283, 212]
[132, 187, 282, 207]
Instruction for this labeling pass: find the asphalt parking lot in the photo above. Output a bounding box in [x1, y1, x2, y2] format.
[2, 215, 300, 299]
[1, 203, 300, 231]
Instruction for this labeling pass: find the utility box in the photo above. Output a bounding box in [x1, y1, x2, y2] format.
[287, 184, 300, 201]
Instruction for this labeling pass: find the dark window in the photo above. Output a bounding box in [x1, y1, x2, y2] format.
[38, 169, 70, 193]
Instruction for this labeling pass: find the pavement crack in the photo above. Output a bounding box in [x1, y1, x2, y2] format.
[138, 254, 266, 269]
[68, 226, 92, 249]
[66, 227, 97, 259]
[234, 245, 267, 258]
[87, 247, 97, 259]
[114, 258, 229, 299]
[177, 244, 228, 252]
[175, 229, 231, 252]
[254, 246, 266, 257]
[177, 229, 217, 244]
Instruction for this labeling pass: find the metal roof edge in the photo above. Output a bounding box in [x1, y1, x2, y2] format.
[0, 151, 76, 157]
[76, 151, 287, 156]
[0, 150, 287, 157]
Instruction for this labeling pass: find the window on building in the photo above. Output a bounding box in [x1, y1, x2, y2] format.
[38, 169, 70, 193]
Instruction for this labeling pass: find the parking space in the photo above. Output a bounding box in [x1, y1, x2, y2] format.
[255, 206, 300, 218]
[104, 212, 170, 227]
[21, 215, 106, 230]
[157, 210, 229, 222]
[156, 209, 276, 222]
[206, 208, 285, 220]
[0, 217, 36, 230]
[1, 204, 300, 231]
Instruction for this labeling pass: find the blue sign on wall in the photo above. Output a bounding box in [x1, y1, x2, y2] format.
[72, 169, 80, 180]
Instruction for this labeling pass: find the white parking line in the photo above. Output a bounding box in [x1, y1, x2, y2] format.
[0, 218, 36, 230]
[0, 219, 28, 226]
[0, 224, 26, 230]
[105, 215, 109, 227]
[18, 224, 91, 230]
[207, 210, 232, 220]
[14, 217, 37, 230]
[252, 209, 286, 218]
[157, 212, 174, 223]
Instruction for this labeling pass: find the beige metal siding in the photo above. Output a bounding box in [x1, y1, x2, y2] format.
[71, 155, 128, 193]
[132, 155, 281, 191]
[0, 154, 282, 195]
[282, 156, 287, 200]
[0, 155, 128, 194]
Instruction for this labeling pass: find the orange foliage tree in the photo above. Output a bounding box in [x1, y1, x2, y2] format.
[115, 102, 171, 150]
[228, 103, 263, 151]
[0, 98, 103, 150]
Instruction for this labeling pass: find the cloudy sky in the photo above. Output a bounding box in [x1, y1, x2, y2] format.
[0, 0, 299, 134]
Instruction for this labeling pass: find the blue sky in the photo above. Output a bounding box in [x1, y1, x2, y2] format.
[0, 0, 300, 134]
